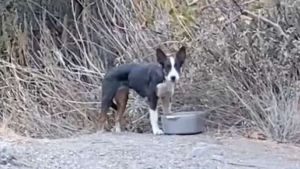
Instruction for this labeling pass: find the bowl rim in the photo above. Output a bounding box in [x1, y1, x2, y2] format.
[161, 111, 209, 117]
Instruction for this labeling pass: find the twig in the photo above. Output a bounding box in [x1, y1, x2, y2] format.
[243, 10, 288, 39]
[132, 112, 149, 124]
[232, 0, 244, 14]
[231, 0, 288, 39]
[212, 156, 266, 168]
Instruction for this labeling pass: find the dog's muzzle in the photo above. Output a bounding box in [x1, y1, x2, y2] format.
[170, 76, 176, 82]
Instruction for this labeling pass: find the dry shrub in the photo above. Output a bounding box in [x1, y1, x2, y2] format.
[0, 0, 300, 143]
[205, 0, 300, 143]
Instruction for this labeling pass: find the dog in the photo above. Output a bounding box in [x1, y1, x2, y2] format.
[97, 46, 187, 135]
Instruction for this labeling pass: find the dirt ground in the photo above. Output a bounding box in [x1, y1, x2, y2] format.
[1, 131, 300, 169]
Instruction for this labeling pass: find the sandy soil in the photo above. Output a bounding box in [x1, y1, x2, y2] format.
[1, 131, 300, 169]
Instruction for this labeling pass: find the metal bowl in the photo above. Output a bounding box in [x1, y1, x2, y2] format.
[159, 111, 208, 135]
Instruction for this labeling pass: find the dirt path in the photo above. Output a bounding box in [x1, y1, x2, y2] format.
[1, 132, 300, 169]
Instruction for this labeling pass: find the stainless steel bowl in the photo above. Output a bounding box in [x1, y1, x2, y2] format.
[160, 111, 208, 135]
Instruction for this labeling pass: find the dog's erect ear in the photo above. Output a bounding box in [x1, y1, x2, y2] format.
[176, 46, 186, 65]
[156, 48, 167, 66]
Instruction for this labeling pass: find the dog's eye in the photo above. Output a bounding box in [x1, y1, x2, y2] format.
[166, 64, 171, 69]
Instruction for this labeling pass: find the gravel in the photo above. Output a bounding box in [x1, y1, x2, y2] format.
[1, 132, 300, 169]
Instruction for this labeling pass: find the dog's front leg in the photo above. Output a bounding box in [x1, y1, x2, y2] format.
[161, 96, 172, 114]
[148, 94, 164, 135]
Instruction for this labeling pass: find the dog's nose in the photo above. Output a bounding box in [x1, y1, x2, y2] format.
[170, 76, 176, 82]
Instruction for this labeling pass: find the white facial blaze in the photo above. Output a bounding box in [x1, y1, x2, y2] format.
[166, 57, 180, 82]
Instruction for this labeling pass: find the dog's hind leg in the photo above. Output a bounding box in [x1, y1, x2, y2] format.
[114, 86, 129, 132]
[98, 101, 110, 132]
[98, 81, 120, 132]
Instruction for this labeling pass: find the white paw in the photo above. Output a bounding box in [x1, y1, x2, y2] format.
[153, 128, 164, 135]
[98, 124, 106, 133]
[115, 127, 121, 133]
[99, 128, 106, 133]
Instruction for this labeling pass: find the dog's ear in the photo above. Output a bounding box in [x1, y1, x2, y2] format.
[156, 48, 167, 66]
[176, 46, 186, 65]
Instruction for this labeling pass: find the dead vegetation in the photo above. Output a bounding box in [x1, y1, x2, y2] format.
[0, 0, 300, 143]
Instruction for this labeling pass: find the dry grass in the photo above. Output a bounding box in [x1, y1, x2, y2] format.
[0, 0, 300, 143]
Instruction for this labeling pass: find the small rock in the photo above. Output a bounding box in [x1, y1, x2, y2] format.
[0, 141, 17, 165]
[191, 143, 214, 157]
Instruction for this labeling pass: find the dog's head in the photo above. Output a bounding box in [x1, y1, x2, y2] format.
[156, 46, 187, 83]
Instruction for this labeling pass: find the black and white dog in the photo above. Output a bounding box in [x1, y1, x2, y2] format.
[98, 46, 187, 135]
